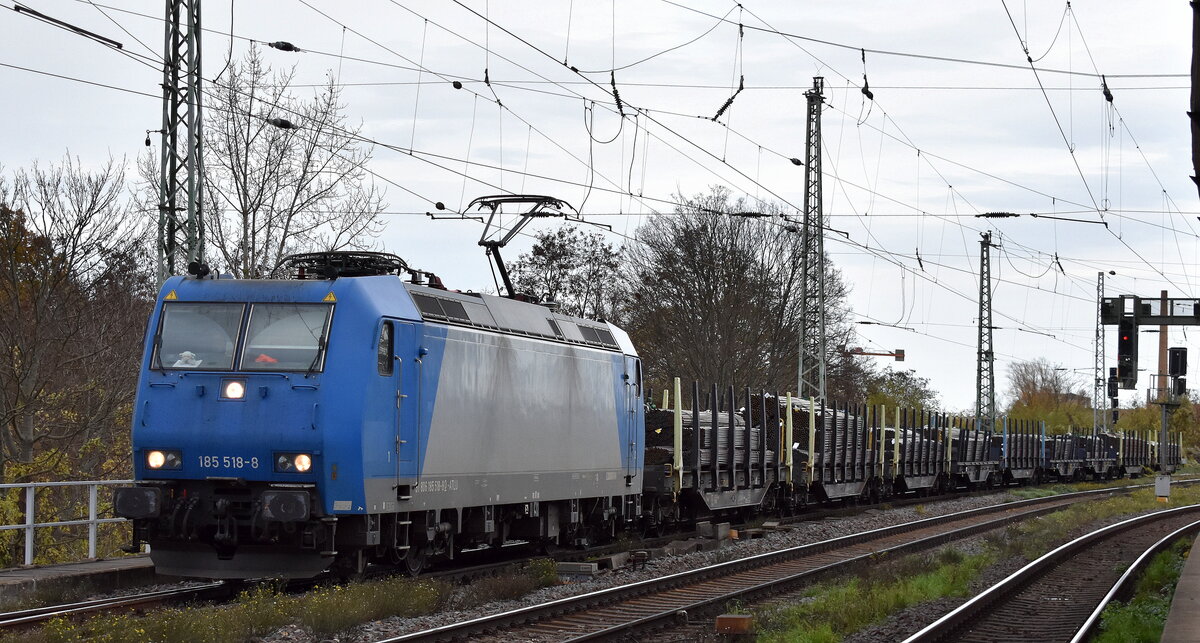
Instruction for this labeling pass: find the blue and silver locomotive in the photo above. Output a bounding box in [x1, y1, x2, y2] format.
[115, 252, 644, 578]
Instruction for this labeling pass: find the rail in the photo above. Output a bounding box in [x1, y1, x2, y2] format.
[902, 503, 1200, 643]
[0, 480, 133, 566]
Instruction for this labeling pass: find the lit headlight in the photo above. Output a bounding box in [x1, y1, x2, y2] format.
[146, 449, 182, 470]
[275, 452, 314, 473]
[294, 453, 312, 472]
[221, 379, 246, 400]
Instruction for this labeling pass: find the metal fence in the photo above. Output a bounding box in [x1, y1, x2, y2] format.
[0, 480, 132, 566]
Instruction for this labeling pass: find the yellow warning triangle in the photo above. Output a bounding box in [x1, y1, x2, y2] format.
[323, 292, 337, 302]
[164, 290, 178, 300]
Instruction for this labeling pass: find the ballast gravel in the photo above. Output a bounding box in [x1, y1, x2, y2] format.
[260, 491, 1039, 643]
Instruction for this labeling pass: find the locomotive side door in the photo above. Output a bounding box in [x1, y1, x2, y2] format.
[393, 321, 421, 474]
[623, 355, 641, 483]
[380, 319, 421, 498]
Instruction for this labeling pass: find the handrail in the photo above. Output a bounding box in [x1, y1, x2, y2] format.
[0, 480, 135, 567]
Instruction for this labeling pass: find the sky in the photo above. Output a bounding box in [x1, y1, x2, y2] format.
[1, 1, 1198, 412]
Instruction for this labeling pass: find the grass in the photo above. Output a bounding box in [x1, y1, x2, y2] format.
[754, 548, 995, 643]
[7, 558, 561, 643]
[1091, 538, 1193, 643]
[988, 485, 1200, 561]
[453, 558, 558, 609]
[1006, 475, 1165, 501]
[755, 484, 1200, 642]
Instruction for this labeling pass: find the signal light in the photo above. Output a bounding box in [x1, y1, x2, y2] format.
[1117, 318, 1137, 388]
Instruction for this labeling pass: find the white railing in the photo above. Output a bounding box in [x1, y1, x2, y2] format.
[0, 480, 133, 566]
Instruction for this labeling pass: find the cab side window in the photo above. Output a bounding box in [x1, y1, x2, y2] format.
[377, 321, 394, 375]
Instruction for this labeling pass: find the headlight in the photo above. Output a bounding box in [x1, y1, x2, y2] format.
[146, 449, 182, 470]
[275, 452, 314, 473]
[294, 453, 312, 472]
[221, 379, 246, 400]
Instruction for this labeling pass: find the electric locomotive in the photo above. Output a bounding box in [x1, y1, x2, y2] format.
[114, 252, 644, 578]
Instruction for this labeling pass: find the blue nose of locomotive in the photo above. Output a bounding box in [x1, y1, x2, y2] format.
[134, 370, 324, 481]
[130, 276, 341, 484]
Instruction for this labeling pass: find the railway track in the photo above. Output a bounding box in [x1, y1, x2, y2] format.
[1071, 518, 1200, 643]
[904, 505, 1200, 643]
[3, 478, 1188, 636]
[0, 582, 226, 630]
[378, 483, 1161, 643]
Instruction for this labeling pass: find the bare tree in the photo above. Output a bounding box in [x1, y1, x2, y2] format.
[620, 187, 867, 397]
[0, 156, 152, 481]
[1004, 358, 1091, 432]
[186, 46, 385, 277]
[1005, 358, 1084, 406]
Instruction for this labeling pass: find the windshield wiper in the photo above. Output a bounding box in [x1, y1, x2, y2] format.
[304, 337, 325, 378]
[151, 334, 164, 372]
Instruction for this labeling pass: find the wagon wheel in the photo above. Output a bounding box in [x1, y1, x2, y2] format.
[640, 496, 663, 539]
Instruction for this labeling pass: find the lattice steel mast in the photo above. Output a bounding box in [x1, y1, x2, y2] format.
[975, 232, 996, 432]
[157, 0, 205, 281]
[1093, 272, 1106, 433]
[798, 77, 826, 401]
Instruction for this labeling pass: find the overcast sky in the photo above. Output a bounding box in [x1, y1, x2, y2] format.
[2, 1, 1197, 412]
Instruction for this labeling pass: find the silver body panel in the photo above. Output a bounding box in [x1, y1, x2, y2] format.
[364, 324, 636, 512]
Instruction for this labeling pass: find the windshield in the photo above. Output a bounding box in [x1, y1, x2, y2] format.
[241, 304, 332, 372]
[156, 303, 245, 370]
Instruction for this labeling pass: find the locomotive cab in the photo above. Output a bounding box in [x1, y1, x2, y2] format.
[116, 283, 340, 577]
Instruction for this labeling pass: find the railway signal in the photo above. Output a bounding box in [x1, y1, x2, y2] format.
[1169, 346, 1187, 377]
[1117, 318, 1137, 389]
[1107, 368, 1120, 425]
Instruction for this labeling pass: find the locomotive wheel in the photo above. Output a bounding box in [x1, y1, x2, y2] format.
[331, 550, 367, 582]
[539, 537, 561, 556]
[403, 546, 427, 576]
